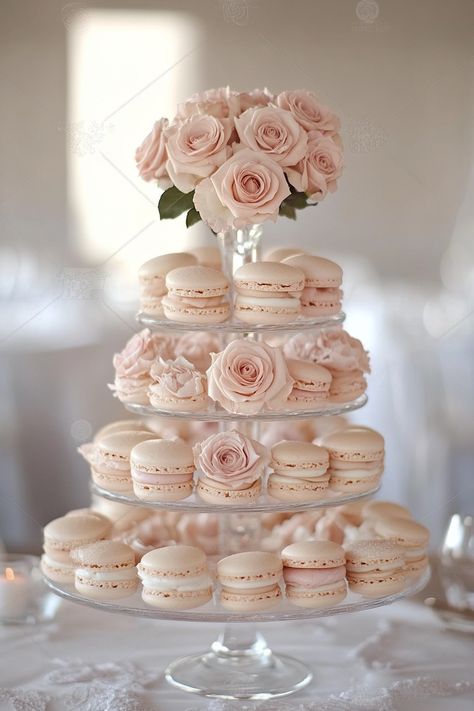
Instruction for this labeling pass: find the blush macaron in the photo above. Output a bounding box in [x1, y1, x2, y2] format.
[233, 261, 305, 325]
[89, 430, 157, 494]
[138, 252, 197, 316]
[344, 539, 406, 597]
[321, 426, 384, 494]
[329, 370, 367, 403]
[373, 516, 430, 578]
[41, 513, 111, 583]
[286, 359, 333, 408]
[281, 540, 347, 608]
[138, 545, 213, 609]
[265, 247, 305, 262]
[283, 254, 343, 316]
[163, 266, 230, 323]
[267, 440, 330, 501]
[131, 438, 195, 502]
[72, 540, 138, 600]
[217, 551, 283, 611]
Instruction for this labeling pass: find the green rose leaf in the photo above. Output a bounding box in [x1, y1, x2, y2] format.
[279, 202, 297, 220]
[158, 186, 195, 220]
[185, 207, 202, 228]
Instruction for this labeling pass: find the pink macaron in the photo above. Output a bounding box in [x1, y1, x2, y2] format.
[321, 426, 384, 494]
[131, 438, 195, 502]
[72, 540, 138, 600]
[373, 516, 430, 578]
[89, 430, 157, 493]
[283, 254, 343, 316]
[217, 551, 283, 611]
[233, 261, 305, 325]
[138, 252, 197, 315]
[163, 266, 230, 323]
[267, 440, 330, 501]
[344, 539, 406, 597]
[41, 513, 111, 583]
[329, 370, 367, 403]
[286, 359, 332, 408]
[282, 540, 347, 608]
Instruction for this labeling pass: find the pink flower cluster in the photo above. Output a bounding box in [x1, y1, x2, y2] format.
[135, 87, 343, 232]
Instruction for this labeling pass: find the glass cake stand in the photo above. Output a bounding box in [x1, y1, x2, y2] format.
[44, 570, 430, 699]
[44, 225, 425, 700]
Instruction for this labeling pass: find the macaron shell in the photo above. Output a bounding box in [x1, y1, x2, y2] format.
[283, 254, 343, 288]
[329, 471, 381, 494]
[286, 580, 347, 608]
[139, 545, 207, 576]
[347, 570, 406, 597]
[75, 577, 138, 600]
[162, 297, 230, 324]
[373, 516, 430, 548]
[133, 479, 193, 502]
[166, 266, 229, 297]
[138, 252, 197, 286]
[142, 586, 212, 609]
[267, 473, 329, 501]
[300, 287, 343, 315]
[271, 440, 329, 472]
[197, 477, 261, 505]
[404, 555, 429, 577]
[91, 467, 134, 494]
[344, 540, 404, 573]
[233, 261, 305, 294]
[220, 584, 281, 611]
[329, 373, 367, 402]
[265, 247, 305, 262]
[131, 438, 194, 473]
[43, 514, 111, 551]
[363, 501, 412, 521]
[140, 296, 164, 315]
[234, 297, 300, 325]
[40, 556, 75, 583]
[148, 390, 209, 412]
[321, 427, 385, 462]
[281, 540, 345, 569]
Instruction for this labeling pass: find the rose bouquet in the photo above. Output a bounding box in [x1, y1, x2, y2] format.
[135, 87, 343, 233]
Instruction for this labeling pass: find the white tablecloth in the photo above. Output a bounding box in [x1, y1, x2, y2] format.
[1, 597, 473, 710]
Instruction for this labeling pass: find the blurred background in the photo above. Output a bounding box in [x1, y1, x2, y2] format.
[0, 0, 473, 552]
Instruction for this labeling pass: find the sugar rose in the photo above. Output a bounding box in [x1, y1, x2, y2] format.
[235, 106, 307, 166]
[150, 356, 207, 399]
[284, 328, 370, 373]
[177, 86, 241, 120]
[194, 430, 268, 489]
[165, 114, 232, 193]
[174, 332, 221, 373]
[207, 339, 294, 414]
[113, 329, 174, 378]
[135, 119, 170, 187]
[194, 148, 290, 232]
[276, 90, 341, 135]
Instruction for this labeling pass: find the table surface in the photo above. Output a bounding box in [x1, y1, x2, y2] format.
[1, 595, 473, 711]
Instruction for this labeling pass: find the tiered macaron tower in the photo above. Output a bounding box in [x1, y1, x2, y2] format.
[41, 87, 430, 700]
[42, 230, 430, 700]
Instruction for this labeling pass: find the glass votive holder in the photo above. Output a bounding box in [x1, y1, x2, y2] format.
[0, 554, 61, 625]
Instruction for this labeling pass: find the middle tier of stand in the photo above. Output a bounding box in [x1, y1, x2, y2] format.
[91, 480, 380, 513]
[137, 311, 345, 333]
[125, 394, 368, 421]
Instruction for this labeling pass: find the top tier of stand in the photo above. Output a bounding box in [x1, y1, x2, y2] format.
[136, 311, 345, 334]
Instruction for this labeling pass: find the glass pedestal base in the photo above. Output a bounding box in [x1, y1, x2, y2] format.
[165, 626, 312, 700]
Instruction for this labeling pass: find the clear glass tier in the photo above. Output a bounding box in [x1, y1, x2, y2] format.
[43, 569, 429, 624]
[91, 481, 380, 514]
[124, 393, 367, 421]
[136, 310, 345, 333]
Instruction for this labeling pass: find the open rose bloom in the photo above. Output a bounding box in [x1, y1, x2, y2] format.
[135, 87, 343, 232]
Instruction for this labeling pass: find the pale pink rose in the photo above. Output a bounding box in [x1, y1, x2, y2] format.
[165, 114, 232, 193]
[194, 430, 268, 489]
[194, 149, 290, 232]
[149, 356, 207, 400]
[276, 90, 341, 135]
[238, 88, 274, 112]
[113, 329, 174, 379]
[177, 86, 241, 120]
[207, 339, 294, 414]
[235, 106, 307, 166]
[286, 131, 343, 200]
[135, 119, 170, 187]
[284, 328, 370, 373]
[174, 332, 221, 373]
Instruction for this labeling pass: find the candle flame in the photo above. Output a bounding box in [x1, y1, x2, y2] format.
[5, 567, 15, 581]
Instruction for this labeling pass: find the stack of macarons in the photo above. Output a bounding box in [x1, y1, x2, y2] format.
[72, 540, 139, 600]
[162, 266, 230, 323]
[41, 513, 111, 583]
[131, 439, 195, 502]
[283, 254, 343, 316]
[281, 540, 347, 608]
[138, 545, 213, 609]
[217, 551, 283, 611]
[79, 430, 157, 494]
[233, 261, 305, 325]
[321, 426, 384, 495]
[344, 540, 406, 597]
[138, 252, 197, 316]
[268, 441, 330, 501]
[286, 359, 333, 409]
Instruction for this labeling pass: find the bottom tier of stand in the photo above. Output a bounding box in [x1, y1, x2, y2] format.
[45, 570, 429, 699]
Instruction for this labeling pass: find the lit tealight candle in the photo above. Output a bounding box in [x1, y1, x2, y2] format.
[0, 565, 33, 621]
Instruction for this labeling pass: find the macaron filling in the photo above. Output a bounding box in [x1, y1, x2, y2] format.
[76, 567, 137, 582]
[283, 565, 346, 588]
[139, 573, 212, 592]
